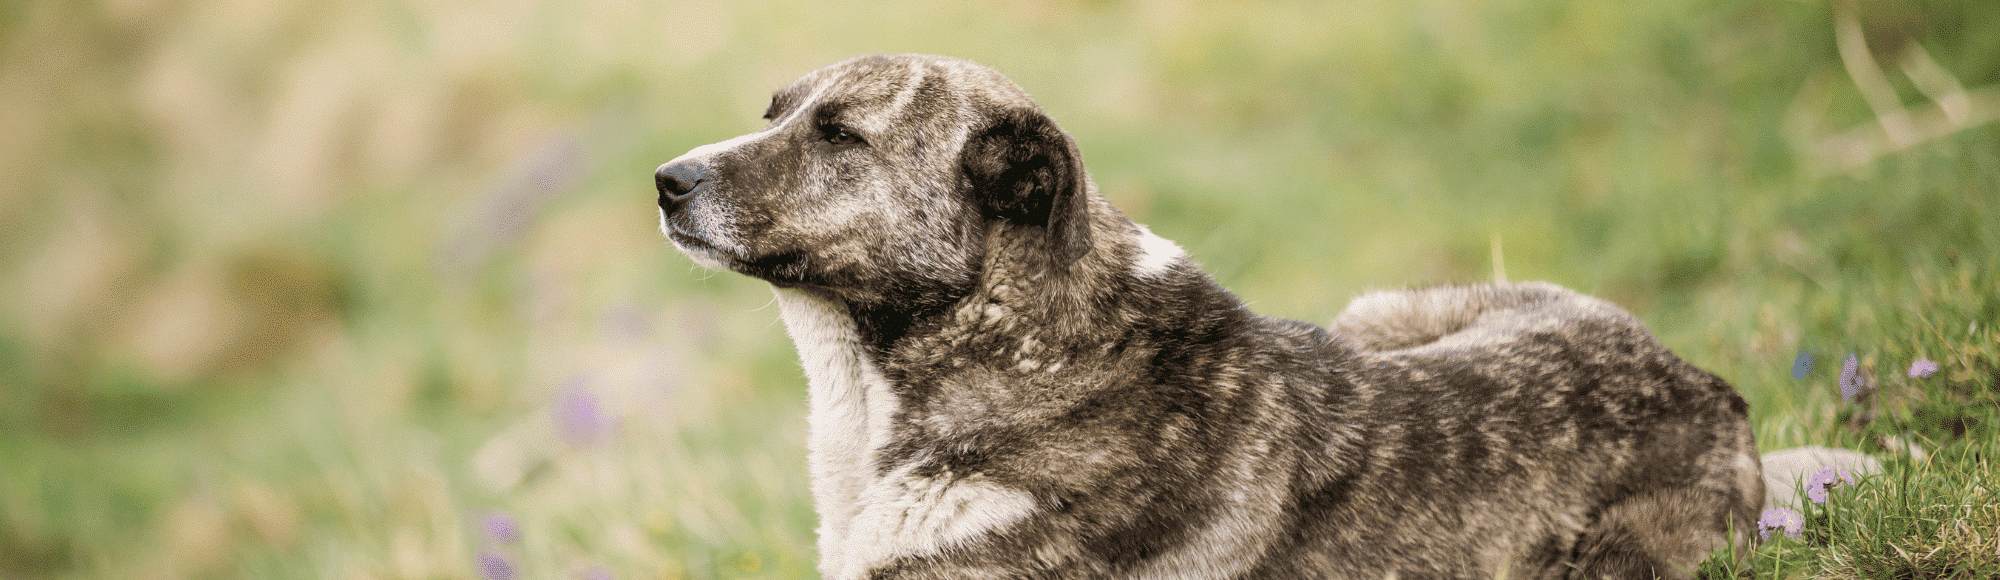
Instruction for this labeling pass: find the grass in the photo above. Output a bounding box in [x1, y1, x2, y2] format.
[1, 0, 1995, 578]
[1703, 436, 2000, 579]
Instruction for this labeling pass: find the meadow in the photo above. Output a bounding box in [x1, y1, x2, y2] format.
[1, 0, 1994, 578]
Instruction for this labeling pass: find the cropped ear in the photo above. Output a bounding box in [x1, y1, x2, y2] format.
[959, 106, 1093, 266]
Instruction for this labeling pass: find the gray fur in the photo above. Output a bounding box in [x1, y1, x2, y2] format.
[655, 54, 1763, 579]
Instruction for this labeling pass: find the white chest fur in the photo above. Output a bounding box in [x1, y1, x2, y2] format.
[773, 289, 1037, 578]
[773, 288, 895, 577]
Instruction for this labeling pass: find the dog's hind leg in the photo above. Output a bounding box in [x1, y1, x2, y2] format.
[1565, 487, 1745, 580]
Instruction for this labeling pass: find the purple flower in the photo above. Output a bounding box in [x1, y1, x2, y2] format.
[478, 550, 516, 580]
[1806, 470, 1833, 504]
[554, 377, 613, 446]
[1805, 466, 1856, 504]
[484, 511, 520, 543]
[1839, 353, 1863, 402]
[1758, 507, 1803, 540]
[1791, 351, 1814, 379]
[1908, 358, 1939, 379]
[579, 565, 614, 580]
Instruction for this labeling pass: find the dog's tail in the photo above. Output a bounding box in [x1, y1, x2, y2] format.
[1329, 282, 1624, 353]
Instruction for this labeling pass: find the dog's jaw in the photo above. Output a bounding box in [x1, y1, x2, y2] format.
[658, 216, 732, 270]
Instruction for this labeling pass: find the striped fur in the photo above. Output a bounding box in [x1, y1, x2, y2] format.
[655, 54, 1761, 579]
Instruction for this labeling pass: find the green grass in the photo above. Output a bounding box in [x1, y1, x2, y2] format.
[1, 0, 1995, 578]
[1702, 435, 2000, 579]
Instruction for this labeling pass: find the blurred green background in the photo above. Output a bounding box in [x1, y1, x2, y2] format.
[2, 0, 1995, 578]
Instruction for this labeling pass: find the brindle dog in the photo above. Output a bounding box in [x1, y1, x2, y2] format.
[654, 54, 1762, 580]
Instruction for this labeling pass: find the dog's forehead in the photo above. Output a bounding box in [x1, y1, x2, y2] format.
[780, 55, 1033, 119]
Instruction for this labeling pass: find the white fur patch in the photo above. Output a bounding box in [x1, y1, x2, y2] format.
[838, 464, 1038, 579]
[773, 288, 899, 578]
[1132, 223, 1186, 277]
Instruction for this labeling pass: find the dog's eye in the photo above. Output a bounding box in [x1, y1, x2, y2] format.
[822, 125, 864, 147]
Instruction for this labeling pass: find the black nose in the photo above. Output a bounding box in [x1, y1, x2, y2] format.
[655, 158, 713, 207]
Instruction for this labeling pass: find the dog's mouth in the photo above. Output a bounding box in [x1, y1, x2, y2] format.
[667, 231, 717, 253]
[660, 219, 745, 272]
[666, 228, 819, 286]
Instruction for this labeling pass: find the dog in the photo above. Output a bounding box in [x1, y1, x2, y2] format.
[654, 54, 1763, 580]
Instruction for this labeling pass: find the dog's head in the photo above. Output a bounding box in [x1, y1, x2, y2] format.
[655, 54, 1092, 306]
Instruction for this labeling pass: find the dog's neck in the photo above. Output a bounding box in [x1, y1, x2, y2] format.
[873, 218, 1153, 355]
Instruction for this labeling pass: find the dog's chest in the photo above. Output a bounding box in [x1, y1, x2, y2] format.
[771, 290, 897, 564]
[772, 288, 1048, 579]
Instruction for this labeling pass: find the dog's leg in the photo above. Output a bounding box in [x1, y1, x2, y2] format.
[1567, 487, 1743, 580]
[835, 464, 1038, 580]
[1569, 414, 1762, 579]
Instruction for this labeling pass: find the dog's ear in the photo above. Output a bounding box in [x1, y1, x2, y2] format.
[960, 106, 1093, 266]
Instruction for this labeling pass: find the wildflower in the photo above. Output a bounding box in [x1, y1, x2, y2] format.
[1839, 353, 1863, 402]
[1908, 358, 1939, 379]
[554, 377, 613, 446]
[484, 511, 520, 543]
[1758, 507, 1803, 540]
[580, 565, 614, 580]
[478, 550, 516, 580]
[1806, 470, 1833, 504]
[1805, 466, 1856, 504]
[1791, 351, 1814, 379]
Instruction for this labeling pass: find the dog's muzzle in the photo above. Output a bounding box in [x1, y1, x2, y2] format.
[655, 157, 714, 210]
